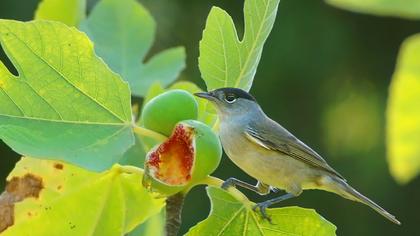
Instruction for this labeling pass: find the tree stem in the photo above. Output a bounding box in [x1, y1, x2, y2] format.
[165, 192, 185, 236]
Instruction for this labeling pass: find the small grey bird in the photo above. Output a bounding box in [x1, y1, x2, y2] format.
[195, 87, 400, 225]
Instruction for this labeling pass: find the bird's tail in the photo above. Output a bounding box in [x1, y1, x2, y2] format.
[332, 178, 401, 225]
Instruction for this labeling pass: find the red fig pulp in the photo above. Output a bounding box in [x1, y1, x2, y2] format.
[146, 124, 195, 185]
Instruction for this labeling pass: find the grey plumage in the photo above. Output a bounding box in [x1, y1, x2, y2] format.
[244, 119, 345, 180]
[195, 87, 400, 225]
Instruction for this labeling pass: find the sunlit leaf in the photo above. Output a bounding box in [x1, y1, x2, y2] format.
[322, 83, 381, 156]
[0, 157, 164, 235]
[127, 210, 165, 236]
[199, 0, 280, 92]
[387, 34, 420, 184]
[81, 0, 186, 97]
[0, 20, 134, 171]
[35, 0, 86, 26]
[326, 0, 420, 19]
[186, 187, 336, 236]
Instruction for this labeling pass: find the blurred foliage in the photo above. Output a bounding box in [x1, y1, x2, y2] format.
[1, 157, 164, 235]
[322, 80, 382, 156]
[386, 34, 420, 184]
[327, 0, 420, 185]
[1, 0, 420, 235]
[35, 0, 86, 26]
[326, 0, 420, 19]
[81, 0, 186, 97]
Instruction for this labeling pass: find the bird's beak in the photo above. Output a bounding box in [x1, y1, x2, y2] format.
[194, 92, 216, 101]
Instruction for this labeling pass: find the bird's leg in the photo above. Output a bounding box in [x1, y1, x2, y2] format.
[221, 178, 271, 196]
[253, 193, 296, 223]
[255, 182, 271, 195]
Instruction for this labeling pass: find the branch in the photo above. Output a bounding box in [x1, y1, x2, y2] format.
[165, 192, 185, 236]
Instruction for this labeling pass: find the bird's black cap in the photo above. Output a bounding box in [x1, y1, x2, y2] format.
[213, 87, 256, 102]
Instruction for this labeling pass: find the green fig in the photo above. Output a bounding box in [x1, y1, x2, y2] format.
[143, 120, 222, 196]
[141, 90, 198, 136]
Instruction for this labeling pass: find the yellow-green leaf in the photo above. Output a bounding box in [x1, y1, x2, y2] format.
[199, 0, 280, 92]
[186, 187, 336, 236]
[326, 0, 420, 19]
[35, 0, 87, 26]
[1, 157, 164, 235]
[0, 20, 134, 171]
[387, 34, 420, 184]
[127, 210, 165, 236]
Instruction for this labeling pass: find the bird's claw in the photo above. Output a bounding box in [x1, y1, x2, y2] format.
[252, 202, 273, 224]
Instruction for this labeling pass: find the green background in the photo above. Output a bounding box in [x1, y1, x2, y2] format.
[0, 0, 418, 235]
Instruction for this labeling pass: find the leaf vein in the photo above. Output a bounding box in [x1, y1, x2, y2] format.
[250, 209, 265, 236]
[215, 15, 229, 88]
[216, 206, 245, 236]
[234, 0, 273, 88]
[4, 28, 127, 123]
[260, 227, 300, 236]
[0, 86, 25, 116]
[0, 113, 129, 126]
[22, 80, 64, 120]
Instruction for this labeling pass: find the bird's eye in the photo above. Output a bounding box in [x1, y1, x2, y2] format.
[224, 94, 237, 103]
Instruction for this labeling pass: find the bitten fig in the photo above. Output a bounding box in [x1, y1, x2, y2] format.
[143, 120, 222, 196]
[141, 90, 198, 136]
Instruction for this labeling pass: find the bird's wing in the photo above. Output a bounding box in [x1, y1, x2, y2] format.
[245, 120, 346, 181]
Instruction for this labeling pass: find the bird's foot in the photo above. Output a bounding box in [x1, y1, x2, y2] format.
[221, 178, 235, 190]
[252, 202, 273, 224]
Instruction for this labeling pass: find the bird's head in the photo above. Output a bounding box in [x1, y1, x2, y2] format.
[194, 87, 259, 119]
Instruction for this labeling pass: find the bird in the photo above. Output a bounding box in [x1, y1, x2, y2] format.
[194, 87, 400, 225]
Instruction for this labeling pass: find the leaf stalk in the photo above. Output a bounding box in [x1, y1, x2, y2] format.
[132, 125, 168, 142]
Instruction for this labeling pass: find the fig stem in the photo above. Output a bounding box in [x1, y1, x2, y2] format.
[200, 175, 224, 186]
[200, 176, 251, 207]
[132, 125, 168, 142]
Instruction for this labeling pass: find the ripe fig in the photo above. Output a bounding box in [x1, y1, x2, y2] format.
[143, 120, 222, 196]
[141, 90, 198, 136]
